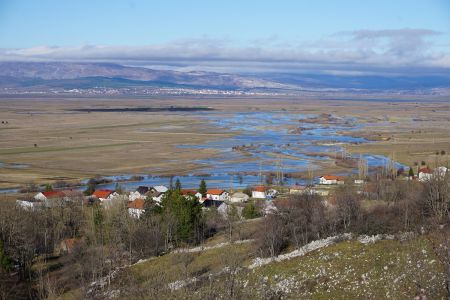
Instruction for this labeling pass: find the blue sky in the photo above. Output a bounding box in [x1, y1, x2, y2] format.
[0, 0, 449, 74]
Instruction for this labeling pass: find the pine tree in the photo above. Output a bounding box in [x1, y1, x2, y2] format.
[199, 179, 207, 197]
[84, 178, 97, 196]
[242, 202, 259, 219]
[44, 183, 53, 192]
[115, 182, 123, 194]
[408, 167, 415, 177]
[175, 179, 182, 192]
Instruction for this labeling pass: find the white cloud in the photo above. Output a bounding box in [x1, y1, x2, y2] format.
[0, 28, 449, 75]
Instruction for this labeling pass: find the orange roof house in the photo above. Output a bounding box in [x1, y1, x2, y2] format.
[206, 189, 229, 201]
[321, 175, 345, 181]
[42, 190, 66, 198]
[322, 175, 339, 181]
[419, 167, 433, 174]
[207, 189, 225, 195]
[319, 175, 345, 185]
[253, 186, 267, 192]
[92, 189, 114, 199]
[181, 189, 198, 196]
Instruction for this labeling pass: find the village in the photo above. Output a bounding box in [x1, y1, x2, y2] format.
[15, 164, 449, 222]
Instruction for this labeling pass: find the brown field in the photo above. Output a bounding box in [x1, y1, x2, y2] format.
[1, 96, 449, 189]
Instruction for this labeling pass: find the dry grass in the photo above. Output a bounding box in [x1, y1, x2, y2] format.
[1, 96, 449, 189]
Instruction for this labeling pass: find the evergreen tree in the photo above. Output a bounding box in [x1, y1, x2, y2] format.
[408, 167, 415, 177]
[115, 182, 123, 194]
[175, 179, 182, 192]
[44, 183, 53, 192]
[242, 202, 259, 219]
[0, 240, 12, 271]
[199, 179, 207, 197]
[169, 176, 174, 190]
[161, 191, 204, 245]
[84, 178, 97, 196]
[143, 196, 162, 217]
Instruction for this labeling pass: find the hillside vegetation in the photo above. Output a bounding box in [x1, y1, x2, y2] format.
[97, 233, 446, 299]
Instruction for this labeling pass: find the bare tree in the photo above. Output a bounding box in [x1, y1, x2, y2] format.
[257, 213, 287, 257]
[335, 185, 361, 230]
[423, 172, 450, 225]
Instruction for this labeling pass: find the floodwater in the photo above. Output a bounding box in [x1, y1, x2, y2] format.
[0, 162, 29, 169]
[93, 111, 401, 191]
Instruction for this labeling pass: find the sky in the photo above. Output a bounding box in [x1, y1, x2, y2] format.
[0, 0, 449, 75]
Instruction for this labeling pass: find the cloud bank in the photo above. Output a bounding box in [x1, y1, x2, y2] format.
[1, 28, 449, 75]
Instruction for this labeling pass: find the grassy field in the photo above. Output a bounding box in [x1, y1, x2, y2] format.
[1, 96, 449, 189]
[0, 98, 231, 188]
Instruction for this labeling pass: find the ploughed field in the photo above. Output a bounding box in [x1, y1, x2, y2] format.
[0, 96, 449, 190]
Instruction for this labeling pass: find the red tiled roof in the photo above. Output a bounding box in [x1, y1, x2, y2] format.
[253, 186, 266, 192]
[321, 175, 345, 181]
[42, 190, 66, 198]
[419, 167, 433, 174]
[207, 189, 225, 195]
[181, 189, 198, 195]
[127, 198, 145, 209]
[93, 189, 114, 199]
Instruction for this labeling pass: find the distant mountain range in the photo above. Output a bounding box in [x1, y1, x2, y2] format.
[0, 62, 291, 91]
[0, 61, 449, 92]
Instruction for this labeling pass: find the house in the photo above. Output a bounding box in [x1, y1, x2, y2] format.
[129, 191, 142, 201]
[181, 189, 202, 200]
[60, 189, 84, 200]
[146, 191, 164, 203]
[289, 185, 306, 194]
[206, 189, 229, 201]
[418, 167, 433, 182]
[354, 179, 365, 185]
[152, 185, 169, 193]
[22, 190, 68, 209]
[319, 175, 345, 185]
[129, 186, 149, 201]
[136, 186, 150, 195]
[34, 190, 66, 201]
[435, 166, 449, 178]
[252, 186, 267, 199]
[311, 187, 329, 196]
[16, 198, 44, 210]
[127, 198, 146, 218]
[92, 189, 119, 202]
[230, 192, 249, 203]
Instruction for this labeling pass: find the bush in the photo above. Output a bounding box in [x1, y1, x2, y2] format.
[242, 202, 259, 219]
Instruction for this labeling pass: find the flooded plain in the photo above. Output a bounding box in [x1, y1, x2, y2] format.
[94, 111, 400, 190]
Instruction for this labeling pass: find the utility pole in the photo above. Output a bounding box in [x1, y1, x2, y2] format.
[308, 166, 314, 186]
[358, 154, 368, 180]
[229, 175, 233, 194]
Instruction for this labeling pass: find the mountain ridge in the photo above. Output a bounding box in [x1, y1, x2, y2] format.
[1, 61, 450, 91]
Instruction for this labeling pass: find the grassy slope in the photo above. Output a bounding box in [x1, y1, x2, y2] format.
[244, 238, 445, 299]
[126, 235, 446, 299]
